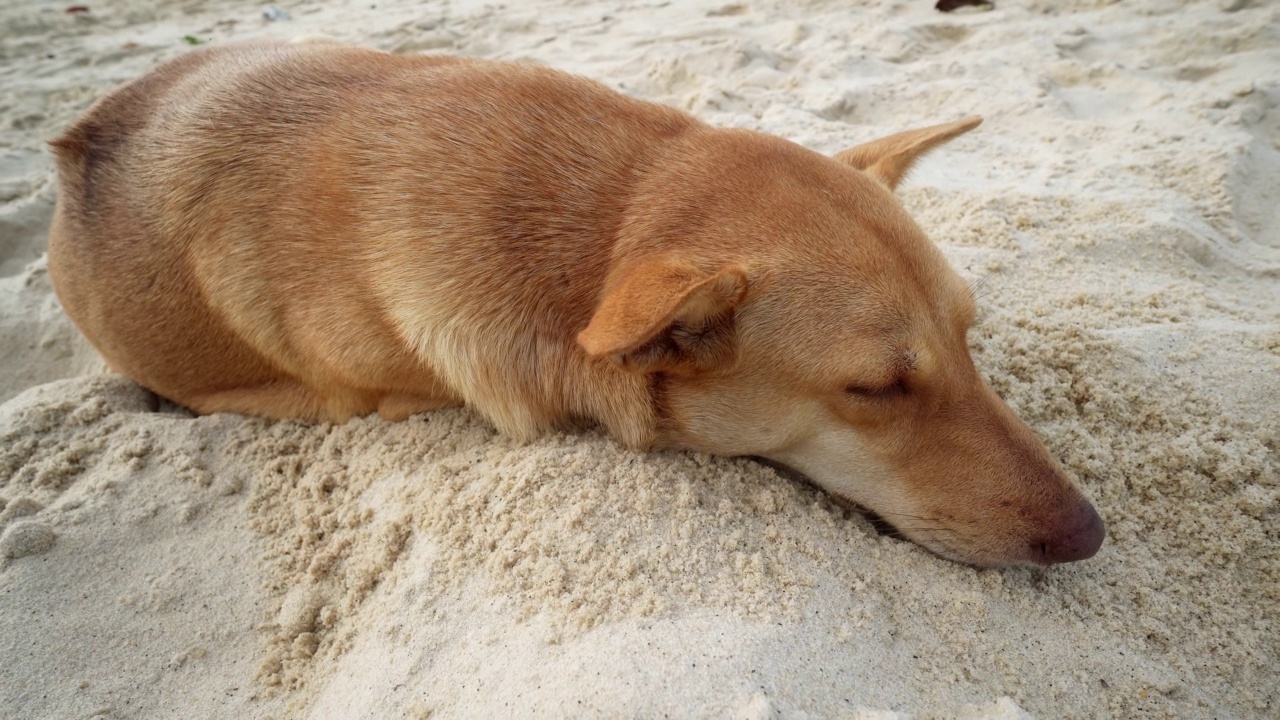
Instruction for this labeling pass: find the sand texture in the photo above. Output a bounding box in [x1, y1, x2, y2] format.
[1, 0, 1277, 717]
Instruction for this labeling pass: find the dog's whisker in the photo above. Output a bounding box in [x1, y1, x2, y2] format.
[967, 272, 994, 299]
[879, 509, 987, 530]
[969, 272, 1008, 305]
[869, 509, 955, 525]
[867, 509, 936, 521]
[886, 525, 960, 535]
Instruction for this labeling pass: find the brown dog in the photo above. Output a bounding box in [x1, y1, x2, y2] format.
[47, 41, 1103, 566]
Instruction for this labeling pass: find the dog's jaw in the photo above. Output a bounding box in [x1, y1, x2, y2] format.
[757, 410, 1104, 568]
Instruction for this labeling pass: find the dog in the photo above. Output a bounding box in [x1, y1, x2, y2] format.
[47, 41, 1104, 567]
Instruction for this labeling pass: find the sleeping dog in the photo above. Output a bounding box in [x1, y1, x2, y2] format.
[47, 41, 1104, 566]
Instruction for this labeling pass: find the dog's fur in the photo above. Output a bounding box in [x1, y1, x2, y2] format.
[47, 41, 1104, 566]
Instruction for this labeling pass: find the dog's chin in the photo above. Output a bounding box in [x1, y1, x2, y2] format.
[909, 536, 1040, 569]
[860, 514, 1044, 569]
[838, 502, 1020, 568]
[747, 457, 1049, 568]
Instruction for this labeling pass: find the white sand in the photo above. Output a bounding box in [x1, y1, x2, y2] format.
[1, 0, 1277, 717]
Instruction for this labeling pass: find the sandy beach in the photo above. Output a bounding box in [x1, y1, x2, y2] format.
[1, 0, 1277, 717]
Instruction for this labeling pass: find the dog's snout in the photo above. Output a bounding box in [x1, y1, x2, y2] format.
[1032, 499, 1105, 565]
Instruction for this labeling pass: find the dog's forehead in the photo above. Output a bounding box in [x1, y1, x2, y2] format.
[772, 222, 969, 309]
[745, 254, 973, 375]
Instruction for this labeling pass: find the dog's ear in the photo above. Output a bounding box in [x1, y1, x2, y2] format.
[834, 116, 982, 191]
[578, 258, 748, 374]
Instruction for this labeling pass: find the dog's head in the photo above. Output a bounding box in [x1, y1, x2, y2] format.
[579, 116, 1103, 567]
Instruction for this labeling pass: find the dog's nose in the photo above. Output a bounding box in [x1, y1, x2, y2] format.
[1033, 500, 1105, 564]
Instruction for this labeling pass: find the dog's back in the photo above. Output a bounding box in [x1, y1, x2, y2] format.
[48, 42, 694, 430]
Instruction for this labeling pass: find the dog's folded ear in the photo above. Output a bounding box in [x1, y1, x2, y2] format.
[578, 258, 748, 374]
[834, 116, 982, 191]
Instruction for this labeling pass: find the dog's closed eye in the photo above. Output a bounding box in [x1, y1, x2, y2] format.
[844, 378, 909, 399]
